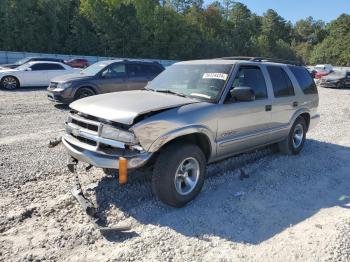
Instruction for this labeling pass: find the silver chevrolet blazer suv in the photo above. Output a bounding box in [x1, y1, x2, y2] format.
[63, 57, 320, 207]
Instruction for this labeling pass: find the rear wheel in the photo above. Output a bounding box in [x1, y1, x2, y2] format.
[1, 76, 19, 90]
[278, 116, 306, 155]
[75, 87, 95, 100]
[336, 81, 345, 89]
[152, 143, 206, 207]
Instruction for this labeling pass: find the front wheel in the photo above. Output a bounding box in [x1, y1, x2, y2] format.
[1, 76, 19, 90]
[278, 116, 306, 155]
[152, 143, 206, 207]
[75, 87, 95, 100]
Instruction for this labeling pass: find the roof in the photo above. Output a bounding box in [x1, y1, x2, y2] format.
[175, 59, 236, 65]
[175, 56, 304, 67]
[26, 61, 65, 65]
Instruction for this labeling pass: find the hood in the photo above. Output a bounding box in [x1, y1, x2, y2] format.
[322, 75, 344, 81]
[0, 64, 18, 69]
[70, 90, 200, 125]
[51, 72, 92, 83]
[0, 68, 18, 74]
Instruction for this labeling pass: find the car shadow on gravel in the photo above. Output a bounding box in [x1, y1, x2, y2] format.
[93, 139, 350, 244]
[54, 104, 70, 111]
[0, 86, 48, 92]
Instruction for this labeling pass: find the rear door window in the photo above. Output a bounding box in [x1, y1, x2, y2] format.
[127, 63, 149, 77]
[267, 66, 295, 97]
[148, 65, 164, 75]
[30, 63, 52, 71]
[46, 64, 65, 70]
[288, 66, 318, 94]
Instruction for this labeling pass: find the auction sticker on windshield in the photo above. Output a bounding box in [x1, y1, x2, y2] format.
[202, 73, 228, 81]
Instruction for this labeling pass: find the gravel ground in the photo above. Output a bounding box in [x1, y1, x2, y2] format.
[0, 86, 349, 262]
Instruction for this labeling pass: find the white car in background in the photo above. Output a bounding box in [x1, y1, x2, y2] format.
[314, 64, 333, 73]
[0, 61, 79, 90]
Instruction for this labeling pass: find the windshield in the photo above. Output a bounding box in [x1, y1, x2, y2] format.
[146, 64, 233, 101]
[80, 61, 108, 76]
[15, 63, 30, 70]
[15, 57, 31, 65]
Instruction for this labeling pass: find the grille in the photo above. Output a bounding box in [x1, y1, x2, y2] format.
[71, 118, 99, 132]
[73, 134, 97, 146]
[66, 112, 127, 152]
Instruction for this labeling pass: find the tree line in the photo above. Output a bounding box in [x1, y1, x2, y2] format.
[0, 0, 349, 65]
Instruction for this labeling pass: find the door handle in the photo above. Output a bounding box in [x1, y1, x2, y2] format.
[265, 105, 272, 111]
[293, 101, 298, 107]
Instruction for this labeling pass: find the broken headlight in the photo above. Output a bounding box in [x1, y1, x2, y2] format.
[101, 125, 138, 144]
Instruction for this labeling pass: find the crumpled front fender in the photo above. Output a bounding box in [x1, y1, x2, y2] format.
[147, 125, 215, 153]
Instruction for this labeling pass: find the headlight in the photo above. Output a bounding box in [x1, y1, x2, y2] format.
[57, 82, 72, 89]
[101, 125, 138, 144]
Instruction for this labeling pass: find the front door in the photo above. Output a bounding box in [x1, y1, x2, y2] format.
[216, 65, 272, 158]
[22, 63, 50, 86]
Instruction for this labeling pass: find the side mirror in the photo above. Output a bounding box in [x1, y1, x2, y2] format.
[229, 86, 255, 102]
[26, 68, 32, 71]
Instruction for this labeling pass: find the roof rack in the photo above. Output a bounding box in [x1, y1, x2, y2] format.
[216, 56, 304, 66]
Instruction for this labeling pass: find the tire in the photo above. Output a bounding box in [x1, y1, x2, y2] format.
[336, 82, 343, 89]
[152, 143, 207, 207]
[278, 116, 306, 155]
[339, 81, 346, 89]
[74, 87, 95, 100]
[1, 76, 19, 90]
[103, 168, 117, 176]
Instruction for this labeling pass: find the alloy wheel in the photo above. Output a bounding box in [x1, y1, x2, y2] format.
[174, 157, 200, 195]
[292, 123, 304, 149]
[2, 76, 17, 90]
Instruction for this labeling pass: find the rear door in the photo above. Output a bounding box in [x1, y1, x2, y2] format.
[45, 64, 67, 82]
[216, 64, 272, 157]
[97, 63, 128, 93]
[266, 65, 298, 141]
[126, 63, 152, 90]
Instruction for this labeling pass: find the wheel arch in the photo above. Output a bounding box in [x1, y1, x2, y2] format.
[299, 112, 310, 131]
[148, 126, 214, 161]
[289, 108, 311, 131]
[162, 133, 212, 160]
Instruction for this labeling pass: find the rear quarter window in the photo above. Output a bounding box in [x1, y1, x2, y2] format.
[289, 66, 318, 94]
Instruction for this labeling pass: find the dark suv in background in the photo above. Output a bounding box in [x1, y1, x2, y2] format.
[47, 59, 165, 103]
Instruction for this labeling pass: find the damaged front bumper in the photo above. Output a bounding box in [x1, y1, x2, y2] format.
[62, 112, 153, 170]
[62, 135, 153, 170]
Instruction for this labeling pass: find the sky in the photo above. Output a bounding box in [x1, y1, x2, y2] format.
[204, 0, 349, 23]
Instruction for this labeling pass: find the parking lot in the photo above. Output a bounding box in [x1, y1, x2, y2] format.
[0, 86, 350, 261]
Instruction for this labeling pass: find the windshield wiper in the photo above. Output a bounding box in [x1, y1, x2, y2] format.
[157, 89, 187, 97]
[147, 88, 187, 98]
